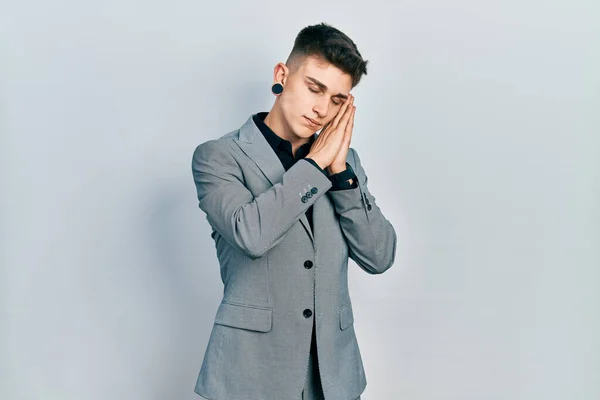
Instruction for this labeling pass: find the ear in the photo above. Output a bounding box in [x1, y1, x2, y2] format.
[273, 62, 289, 85]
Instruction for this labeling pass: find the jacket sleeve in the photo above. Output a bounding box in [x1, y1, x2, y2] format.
[328, 167, 358, 191]
[305, 157, 358, 191]
[326, 147, 397, 274]
[191, 140, 333, 259]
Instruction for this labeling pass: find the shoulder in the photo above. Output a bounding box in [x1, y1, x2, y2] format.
[192, 137, 237, 163]
[191, 137, 243, 180]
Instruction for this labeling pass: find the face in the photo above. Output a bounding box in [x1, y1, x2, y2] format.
[275, 55, 353, 139]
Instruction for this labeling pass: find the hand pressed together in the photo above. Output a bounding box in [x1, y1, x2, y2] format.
[306, 93, 356, 174]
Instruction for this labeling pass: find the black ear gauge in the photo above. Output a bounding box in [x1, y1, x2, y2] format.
[271, 83, 283, 95]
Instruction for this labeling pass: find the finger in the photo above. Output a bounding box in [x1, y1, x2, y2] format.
[336, 101, 354, 134]
[332, 95, 353, 129]
[346, 106, 355, 135]
[342, 106, 355, 146]
[319, 120, 331, 134]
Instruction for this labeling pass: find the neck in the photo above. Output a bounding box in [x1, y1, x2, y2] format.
[263, 105, 311, 156]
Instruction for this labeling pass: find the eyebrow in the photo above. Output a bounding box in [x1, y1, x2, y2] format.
[306, 76, 349, 100]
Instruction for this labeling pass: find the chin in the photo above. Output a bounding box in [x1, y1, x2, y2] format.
[294, 119, 316, 137]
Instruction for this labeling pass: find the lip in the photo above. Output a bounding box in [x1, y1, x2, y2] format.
[304, 116, 321, 128]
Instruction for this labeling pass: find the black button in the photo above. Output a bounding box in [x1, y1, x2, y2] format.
[367, 204, 372, 211]
[306, 192, 312, 198]
[303, 309, 313, 318]
[301, 196, 308, 203]
[311, 187, 318, 194]
[304, 260, 313, 269]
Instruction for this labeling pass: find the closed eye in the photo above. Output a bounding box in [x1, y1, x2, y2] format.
[308, 86, 342, 105]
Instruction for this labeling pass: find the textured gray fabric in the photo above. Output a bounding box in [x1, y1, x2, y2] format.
[191, 114, 397, 400]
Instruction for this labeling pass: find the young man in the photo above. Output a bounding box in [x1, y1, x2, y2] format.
[191, 22, 397, 400]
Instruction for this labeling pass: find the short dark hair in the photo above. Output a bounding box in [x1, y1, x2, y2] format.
[286, 22, 368, 88]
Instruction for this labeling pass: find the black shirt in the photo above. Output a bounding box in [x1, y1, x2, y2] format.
[252, 111, 358, 231]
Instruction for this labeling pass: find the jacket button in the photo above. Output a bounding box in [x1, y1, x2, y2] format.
[303, 309, 313, 318]
[311, 187, 318, 194]
[305, 192, 312, 198]
[301, 196, 308, 203]
[304, 260, 313, 269]
[363, 193, 372, 210]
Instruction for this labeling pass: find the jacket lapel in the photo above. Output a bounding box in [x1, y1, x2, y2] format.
[233, 115, 317, 243]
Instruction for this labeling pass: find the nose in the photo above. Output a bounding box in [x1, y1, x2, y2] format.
[312, 98, 329, 120]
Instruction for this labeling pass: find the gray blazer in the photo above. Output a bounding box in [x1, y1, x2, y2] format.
[191, 114, 397, 400]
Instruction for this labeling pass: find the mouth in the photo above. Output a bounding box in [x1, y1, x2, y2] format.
[304, 116, 321, 128]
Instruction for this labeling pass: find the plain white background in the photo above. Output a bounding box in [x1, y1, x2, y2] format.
[1, 1, 598, 399]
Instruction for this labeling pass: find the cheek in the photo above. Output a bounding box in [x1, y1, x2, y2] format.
[279, 98, 303, 129]
[326, 107, 340, 121]
[281, 91, 311, 115]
